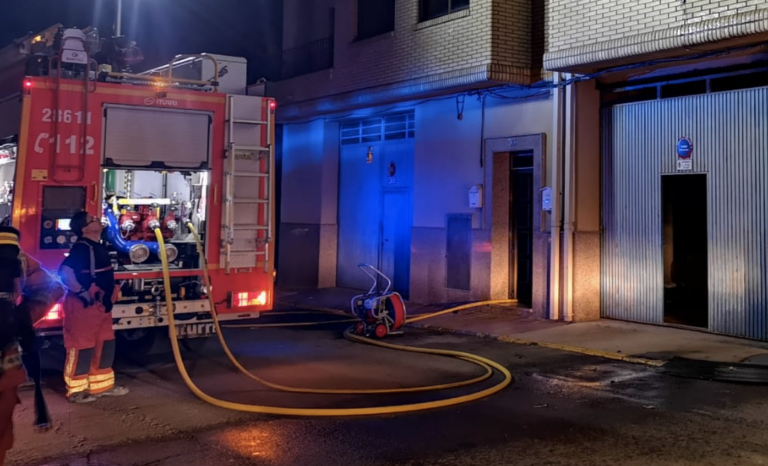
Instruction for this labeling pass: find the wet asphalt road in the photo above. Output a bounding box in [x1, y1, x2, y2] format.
[7, 310, 768, 466]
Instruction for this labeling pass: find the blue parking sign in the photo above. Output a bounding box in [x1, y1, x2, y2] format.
[677, 137, 693, 159]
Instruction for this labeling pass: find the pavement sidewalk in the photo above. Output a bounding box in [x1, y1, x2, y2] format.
[275, 287, 768, 366]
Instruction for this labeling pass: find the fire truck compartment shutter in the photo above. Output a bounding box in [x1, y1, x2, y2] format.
[103, 106, 211, 169]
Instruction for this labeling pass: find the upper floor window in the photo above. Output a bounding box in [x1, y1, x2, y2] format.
[420, 0, 469, 22]
[357, 0, 396, 40]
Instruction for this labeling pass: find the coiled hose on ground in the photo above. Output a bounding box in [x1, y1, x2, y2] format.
[152, 225, 513, 416]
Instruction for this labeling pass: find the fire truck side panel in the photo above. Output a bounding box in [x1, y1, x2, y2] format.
[17, 78, 227, 266]
[14, 77, 274, 332]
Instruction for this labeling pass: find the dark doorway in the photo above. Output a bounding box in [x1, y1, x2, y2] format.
[510, 151, 534, 306]
[662, 174, 708, 328]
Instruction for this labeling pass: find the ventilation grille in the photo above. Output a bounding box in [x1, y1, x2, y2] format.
[340, 112, 415, 145]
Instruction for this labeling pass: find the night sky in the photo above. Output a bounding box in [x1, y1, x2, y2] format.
[0, 0, 283, 82]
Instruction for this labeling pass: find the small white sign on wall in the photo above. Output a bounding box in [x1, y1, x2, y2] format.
[540, 187, 552, 212]
[676, 159, 692, 171]
[469, 185, 483, 208]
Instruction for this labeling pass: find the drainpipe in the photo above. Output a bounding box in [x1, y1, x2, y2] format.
[562, 75, 577, 322]
[549, 73, 564, 320]
[480, 93, 487, 231]
[116, 0, 123, 36]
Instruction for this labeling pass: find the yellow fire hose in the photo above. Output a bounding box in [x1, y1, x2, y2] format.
[153, 225, 514, 416]
[181, 225, 496, 394]
[226, 300, 521, 328]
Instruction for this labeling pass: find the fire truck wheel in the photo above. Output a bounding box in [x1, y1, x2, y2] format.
[180, 337, 208, 353]
[116, 328, 160, 357]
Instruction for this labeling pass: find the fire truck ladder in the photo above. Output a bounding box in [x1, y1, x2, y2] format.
[222, 95, 274, 274]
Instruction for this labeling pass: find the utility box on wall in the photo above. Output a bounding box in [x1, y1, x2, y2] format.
[469, 184, 483, 208]
[540, 187, 552, 212]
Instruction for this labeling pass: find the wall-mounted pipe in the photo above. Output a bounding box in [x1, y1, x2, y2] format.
[562, 75, 577, 322]
[549, 73, 564, 321]
[479, 93, 487, 231]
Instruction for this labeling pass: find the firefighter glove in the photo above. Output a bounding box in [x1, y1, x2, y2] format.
[76, 290, 94, 307]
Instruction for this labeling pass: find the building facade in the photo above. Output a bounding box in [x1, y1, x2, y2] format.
[269, 0, 553, 315]
[269, 0, 768, 340]
[546, 0, 768, 339]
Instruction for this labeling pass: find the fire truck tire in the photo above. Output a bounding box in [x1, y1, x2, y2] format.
[116, 328, 160, 357]
[180, 337, 208, 353]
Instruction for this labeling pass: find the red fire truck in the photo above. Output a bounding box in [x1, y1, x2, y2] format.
[0, 25, 275, 350]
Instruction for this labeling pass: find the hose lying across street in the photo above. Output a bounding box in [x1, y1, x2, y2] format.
[152, 224, 514, 416]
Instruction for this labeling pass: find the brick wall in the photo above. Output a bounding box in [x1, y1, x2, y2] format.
[276, 0, 533, 106]
[545, 0, 768, 69]
[491, 0, 531, 68]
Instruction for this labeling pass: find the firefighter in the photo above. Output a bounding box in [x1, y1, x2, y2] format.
[59, 211, 128, 403]
[0, 227, 28, 466]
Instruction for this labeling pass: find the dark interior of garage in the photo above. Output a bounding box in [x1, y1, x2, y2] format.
[663, 174, 709, 328]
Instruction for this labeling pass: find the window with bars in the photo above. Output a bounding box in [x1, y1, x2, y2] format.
[340, 112, 415, 145]
[420, 0, 469, 22]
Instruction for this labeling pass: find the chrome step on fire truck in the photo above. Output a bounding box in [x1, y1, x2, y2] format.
[0, 24, 276, 350]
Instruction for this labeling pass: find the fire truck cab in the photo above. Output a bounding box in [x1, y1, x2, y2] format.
[0, 25, 275, 349]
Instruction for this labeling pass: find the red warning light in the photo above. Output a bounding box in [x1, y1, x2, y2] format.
[269, 100, 277, 110]
[24, 80, 32, 88]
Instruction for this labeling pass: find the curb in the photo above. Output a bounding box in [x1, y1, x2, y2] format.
[273, 303, 352, 317]
[275, 302, 667, 368]
[411, 323, 667, 368]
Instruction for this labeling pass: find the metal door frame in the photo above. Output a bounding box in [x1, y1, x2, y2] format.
[483, 134, 546, 306]
[660, 172, 710, 330]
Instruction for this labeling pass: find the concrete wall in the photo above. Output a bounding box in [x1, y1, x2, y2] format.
[277, 120, 339, 289]
[412, 95, 553, 229]
[276, 0, 534, 106]
[277, 91, 553, 306]
[410, 93, 553, 306]
[545, 0, 768, 70]
[571, 81, 601, 322]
